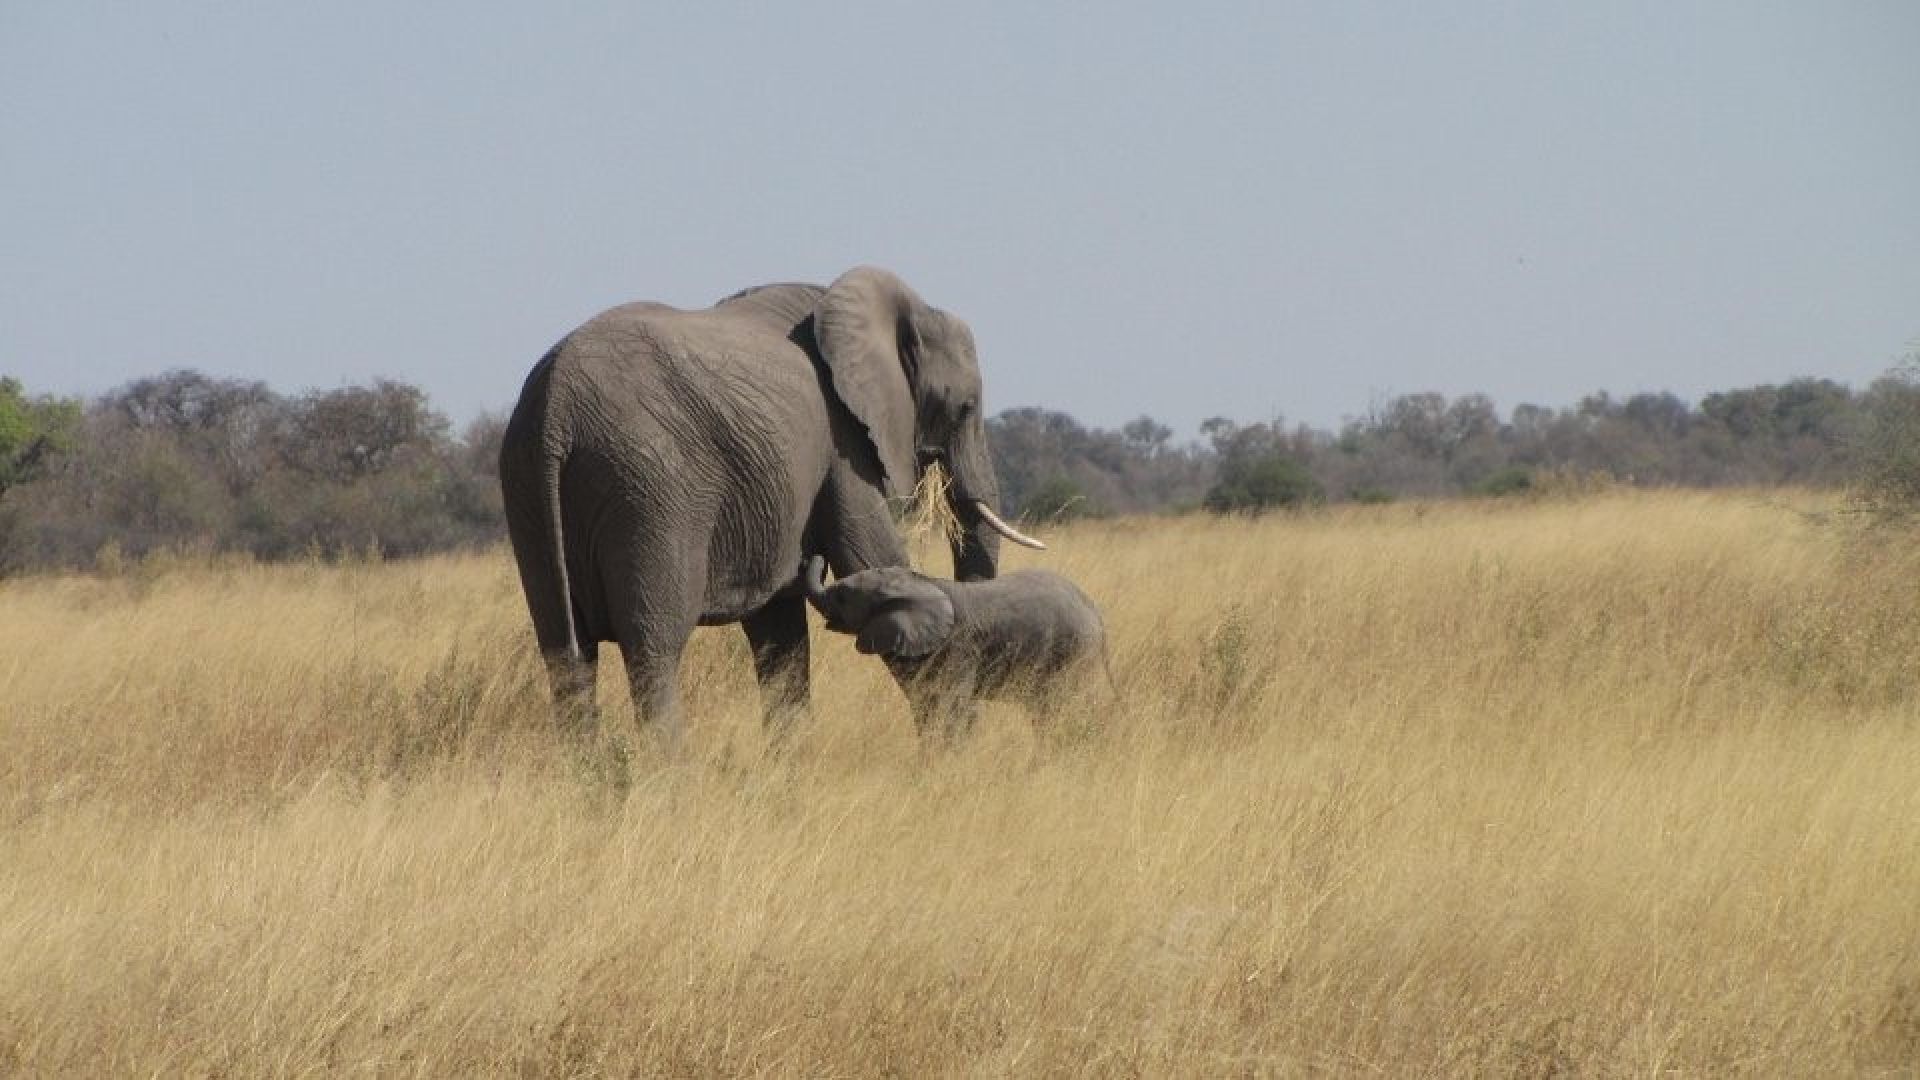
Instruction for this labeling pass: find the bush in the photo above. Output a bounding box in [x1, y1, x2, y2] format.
[0, 371, 504, 574]
[1199, 417, 1324, 514]
[1019, 474, 1103, 522]
[1853, 359, 1920, 519]
[0, 377, 79, 495]
[1473, 466, 1535, 498]
[1204, 453, 1323, 514]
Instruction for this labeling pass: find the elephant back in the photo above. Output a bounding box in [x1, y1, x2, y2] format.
[714, 282, 827, 339]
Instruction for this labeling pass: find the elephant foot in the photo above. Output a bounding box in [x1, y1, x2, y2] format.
[912, 702, 978, 751]
[758, 703, 812, 755]
[633, 712, 689, 766]
[566, 728, 633, 800]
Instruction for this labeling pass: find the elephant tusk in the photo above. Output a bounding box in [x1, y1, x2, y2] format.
[972, 501, 1048, 550]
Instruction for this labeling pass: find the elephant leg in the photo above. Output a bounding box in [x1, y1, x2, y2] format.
[601, 530, 708, 759]
[914, 693, 979, 749]
[925, 676, 981, 746]
[741, 594, 810, 745]
[887, 657, 977, 748]
[543, 647, 600, 738]
[503, 506, 601, 734]
[616, 618, 693, 759]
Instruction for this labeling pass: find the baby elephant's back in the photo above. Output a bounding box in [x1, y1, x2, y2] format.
[970, 570, 1105, 687]
[1006, 570, 1103, 639]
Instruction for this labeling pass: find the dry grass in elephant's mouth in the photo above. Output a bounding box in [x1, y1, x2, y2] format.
[900, 460, 967, 556]
[3, 490, 1919, 1074]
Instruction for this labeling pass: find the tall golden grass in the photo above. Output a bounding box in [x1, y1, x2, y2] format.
[3, 490, 1918, 1074]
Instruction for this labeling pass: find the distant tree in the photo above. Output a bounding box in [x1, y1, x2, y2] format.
[1205, 454, 1322, 513]
[0, 362, 1897, 573]
[281, 379, 449, 479]
[104, 369, 275, 434]
[1694, 378, 1858, 484]
[98, 370, 282, 493]
[1, 416, 232, 570]
[1472, 466, 1534, 497]
[1621, 392, 1691, 438]
[0, 377, 80, 496]
[1510, 403, 1555, 439]
[1019, 474, 1103, 522]
[1121, 415, 1173, 456]
[1322, 394, 1463, 496]
[987, 407, 1090, 515]
[1853, 358, 1920, 518]
[1201, 417, 1323, 513]
[460, 411, 508, 480]
[988, 407, 1209, 515]
[243, 379, 490, 557]
[1, 371, 505, 572]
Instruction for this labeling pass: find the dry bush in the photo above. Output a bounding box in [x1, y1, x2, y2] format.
[2, 490, 1918, 1074]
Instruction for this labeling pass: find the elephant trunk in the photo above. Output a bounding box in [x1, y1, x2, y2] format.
[941, 424, 1023, 581]
[799, 555, 850, 629]
[800, 555, 830, 606]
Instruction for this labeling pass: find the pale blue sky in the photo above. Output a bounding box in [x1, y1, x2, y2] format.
[4, 2, 1916, 435]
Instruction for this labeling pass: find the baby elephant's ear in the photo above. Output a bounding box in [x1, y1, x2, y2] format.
[856, 586, 955, 659]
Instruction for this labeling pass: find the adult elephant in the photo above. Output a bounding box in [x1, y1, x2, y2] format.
[499, 266, 1043, 751]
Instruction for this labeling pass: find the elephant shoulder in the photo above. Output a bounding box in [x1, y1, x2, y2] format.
[583, 300, 684, 326]
[713, 283, 829, 343]
[717, 282, 825, 315]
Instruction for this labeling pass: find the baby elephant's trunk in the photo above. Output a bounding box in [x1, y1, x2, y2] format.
[800, 555, 830, 607]
[799, 555, 853, 631]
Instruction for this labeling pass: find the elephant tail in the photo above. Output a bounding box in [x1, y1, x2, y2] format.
[525, 345, 582, 665]
[541, 443, 583, 665]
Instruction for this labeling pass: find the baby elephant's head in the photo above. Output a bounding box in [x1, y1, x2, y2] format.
[800, 556, 956, 659]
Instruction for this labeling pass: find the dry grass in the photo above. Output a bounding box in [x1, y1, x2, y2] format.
[3, 490, 1918, 1075]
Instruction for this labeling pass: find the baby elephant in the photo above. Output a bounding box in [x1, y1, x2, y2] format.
[800, 556, 1108, 740]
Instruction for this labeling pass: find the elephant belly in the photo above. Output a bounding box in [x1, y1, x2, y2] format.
[697, 442, 826, 622]
[566, 469, 819, 633]
[972, 634, 1095, 700]
[696, 562, 791, 624]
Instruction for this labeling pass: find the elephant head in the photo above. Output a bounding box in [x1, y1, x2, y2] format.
[814, 266, 1042, 581]
[801, 556, 955, 658]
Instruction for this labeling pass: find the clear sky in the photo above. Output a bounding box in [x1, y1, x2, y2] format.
[4, 2, 1916, 435]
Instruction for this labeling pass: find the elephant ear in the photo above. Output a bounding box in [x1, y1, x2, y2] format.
[814, 267, 921, 499]
[851, 571, 956, 659]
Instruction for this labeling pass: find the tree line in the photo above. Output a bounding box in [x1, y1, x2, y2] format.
[1, 365, 1916, 574]
[989, 374, 1920, 518]
[0, 372, 502, 573]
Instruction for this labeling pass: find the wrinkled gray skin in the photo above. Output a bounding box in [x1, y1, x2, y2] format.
[800, 556, 1107, 741]
[499, 267, 1017, 752]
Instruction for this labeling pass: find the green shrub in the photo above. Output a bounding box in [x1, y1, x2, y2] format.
[1204, 453, 1323, 514]
[1019, 474, 1104, 522]
[1473, 466, 1535, 498]
[1853, 359, 1920, 520]
[0, 377, 79, 495]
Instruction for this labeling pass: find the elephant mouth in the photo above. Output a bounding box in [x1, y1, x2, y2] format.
[922, 449, 1047, 551]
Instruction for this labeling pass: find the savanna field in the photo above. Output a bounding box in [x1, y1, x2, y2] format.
[4, 490, 1919, 1075]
